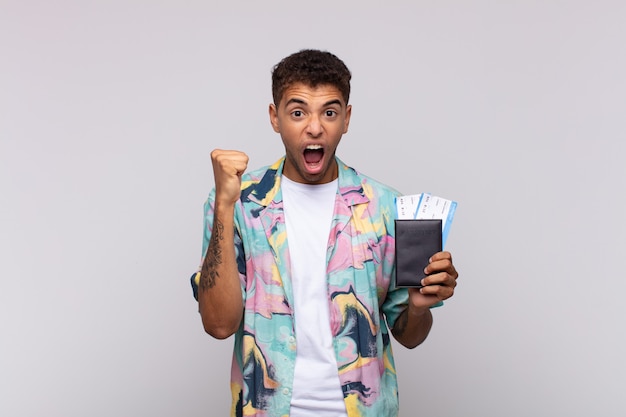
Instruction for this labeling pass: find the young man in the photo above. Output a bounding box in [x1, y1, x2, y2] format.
[191, 49, 458, 417]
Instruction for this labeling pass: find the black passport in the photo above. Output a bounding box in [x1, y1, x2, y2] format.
[395, 219, 442, 288]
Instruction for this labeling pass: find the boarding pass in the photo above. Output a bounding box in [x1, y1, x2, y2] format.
[395, 193, 458, 248]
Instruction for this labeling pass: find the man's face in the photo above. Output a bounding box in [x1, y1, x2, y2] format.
[269, 83, 351, 184]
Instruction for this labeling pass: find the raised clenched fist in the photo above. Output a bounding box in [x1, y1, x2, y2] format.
[210, 149, 249, 205]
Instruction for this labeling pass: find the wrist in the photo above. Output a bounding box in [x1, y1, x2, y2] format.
[213, 199, 237, 214]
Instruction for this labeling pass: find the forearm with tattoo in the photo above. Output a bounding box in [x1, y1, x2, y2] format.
[200, 219, 224, 291]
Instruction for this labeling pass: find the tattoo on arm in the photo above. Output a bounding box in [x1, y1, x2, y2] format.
[200, 219, 224, 291]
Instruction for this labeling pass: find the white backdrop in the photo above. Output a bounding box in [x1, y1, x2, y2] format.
[1, 1, 625, 416]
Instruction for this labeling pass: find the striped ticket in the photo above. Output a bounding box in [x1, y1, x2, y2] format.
[395, 193, 457, 248]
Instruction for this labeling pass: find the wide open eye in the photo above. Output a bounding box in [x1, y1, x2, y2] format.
[292, 110, 303, 118]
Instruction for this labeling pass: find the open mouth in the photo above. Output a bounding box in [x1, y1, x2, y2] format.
[303, 144, 324, 167]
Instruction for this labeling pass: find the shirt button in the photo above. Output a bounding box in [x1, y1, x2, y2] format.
[288, 336, 295, 344]
[282, 388, 290, 395]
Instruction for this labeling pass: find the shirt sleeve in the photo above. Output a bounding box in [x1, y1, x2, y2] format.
[381, 269, 409, 329]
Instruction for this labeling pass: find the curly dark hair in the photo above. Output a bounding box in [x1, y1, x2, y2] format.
[271, 49, 352, 105]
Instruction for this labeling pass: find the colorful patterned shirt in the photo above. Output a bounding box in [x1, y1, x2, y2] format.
[191, 157, 410, 417]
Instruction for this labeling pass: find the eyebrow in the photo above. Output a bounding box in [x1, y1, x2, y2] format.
[285, 98, 306, 106]
[324, 99, 343, 107]
[284, 98, 344, 107]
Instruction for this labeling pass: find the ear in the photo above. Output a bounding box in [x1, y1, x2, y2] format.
[343, 104, 352, 134]
[269, 103, 280, 133]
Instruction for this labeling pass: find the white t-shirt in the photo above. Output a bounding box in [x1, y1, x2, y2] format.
[281, 175, 348, 417]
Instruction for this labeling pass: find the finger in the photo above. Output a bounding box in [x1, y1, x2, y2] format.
[226, 161, 248, 176]
[424, 259, 457, 278]
[429, 251, 452, 262]
[212, 151, 249, 165]
[419, 282, 455, 300]
[212, 152, 249, 176]
[421, 271, 457, 288]
[424, 252, 458, 278]
[211, 149, 249, 165]
[211, 148, 248, 158]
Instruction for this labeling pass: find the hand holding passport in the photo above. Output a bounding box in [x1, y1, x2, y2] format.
[395, 194, 457, 288]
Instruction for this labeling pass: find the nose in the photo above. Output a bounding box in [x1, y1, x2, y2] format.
[306, 115, 323, 137]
